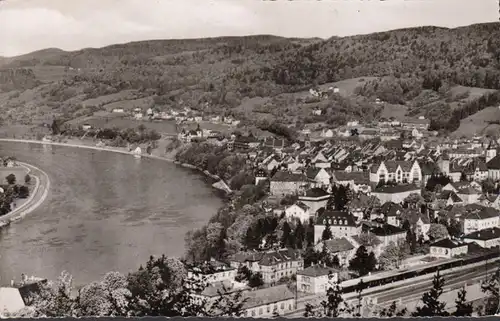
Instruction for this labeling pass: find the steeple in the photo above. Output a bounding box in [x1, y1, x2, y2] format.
[486, 139, 498, 163]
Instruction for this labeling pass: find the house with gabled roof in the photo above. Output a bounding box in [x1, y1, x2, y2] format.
[456, 186, 482, 205]
[369, 160, 422, 186]
[436, 190, 464, 207]
[305, 167, 331, 186]
[285, 201, 311, 223]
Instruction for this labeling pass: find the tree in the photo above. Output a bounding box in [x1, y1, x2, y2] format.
[460, 172, 468, 181]
[357, 232, 380, 248]
[321, 220, 333, 241]
[428, 223, 449, 241]
[480, 267, 499, 315]
[334, 185, 349, 210]
[320, 276, 346, 317]
[349, 246, 376, 276]
[378, 301, 408, 317]
[6, 173, 16, 185]
[453, 286, 473, 316]
[403, 193, 424, 208]
[24, 174, 32, 185]
[18, 185, 30, 198]
[281, 221, 294, 248]
[248, 272, 264, 288]
[412, 270, 449, 316]
[294, 220, 306, 249]
[378, 241, 410, 270]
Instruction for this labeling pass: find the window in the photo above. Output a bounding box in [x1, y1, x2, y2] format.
[259, 308, 263, 315]
[251, 310, 256, 317]
[267, 306, 271, 313]
[281, 303, 285, 309]
[334, 219, 337, 224]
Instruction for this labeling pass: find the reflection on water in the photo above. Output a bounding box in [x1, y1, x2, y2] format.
[0, 142, 223, 286]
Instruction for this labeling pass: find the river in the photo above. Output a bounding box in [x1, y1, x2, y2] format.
[0, 142, 223, 286]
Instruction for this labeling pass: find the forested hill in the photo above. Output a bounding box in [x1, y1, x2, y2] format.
[0, 23, 500, 133]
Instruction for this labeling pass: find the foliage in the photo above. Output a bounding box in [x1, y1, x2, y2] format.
[412, 270, 449, 317]
[453, 286, 473, 316]
[321, 220, 333, 241]
[428, 223, 449, 241]
[348, 246, 377, 276]
[24, 174, 32, 184]
[378, 241, 411, 270]
[480, 267, 500, 315]
[6, 173, 16, 185]
[248, 272, 264, 288]
[378, 301, 408, 317]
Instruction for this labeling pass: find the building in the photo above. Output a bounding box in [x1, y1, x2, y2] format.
[241, 284, 296, 317]
[270, 171, 310, 197]
[187, 259, 237, 285]
[371, 184, 421, 204]
[0, 288, 25, 316]
[296, 265, 339, 294]
[462, 207, 500, 234]
[228, 249, 303, 284]
[297, 188, 331, 215]
[285, 202, 311, 223]
[314, 210, 359, 244]
[369, 161, 422, 186]
[370, 224, 407, 248]
[305, 167, 331, 187]
[430, 239, 468, 258]
[462, 227, 500, 248]
[317, 237, 357, 267]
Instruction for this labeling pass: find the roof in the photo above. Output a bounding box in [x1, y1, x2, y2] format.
[380, 202, 403, 216]
[333, 171, 369, 185]
[464, 207, 500, 220]
[297, 265, 339, 277]
[463, 227, 500, 241]
[438, 190, 463, 203]
[370, 160, 415, 174]
[300, 187, 330, 198]
[294, 201, 310, 212]
[486, 154, 500, 170]
[316, 210, 357, 226]
[242, 284, 295, 310]
[373, 184, 421, 194]
[431, 238, 467, 249]
[0, 288, 25, 315]
[229, 249, 302, 267]
[271, 171, 308, 182]
[323, 237, 356, 253]
[371, 224, 406, 236]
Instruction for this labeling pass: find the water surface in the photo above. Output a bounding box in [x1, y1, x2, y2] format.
[0, 142, 222, 286]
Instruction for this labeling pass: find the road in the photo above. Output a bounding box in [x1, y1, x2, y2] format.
[0, 162, 50, 224]
[285, 261, 499, 317]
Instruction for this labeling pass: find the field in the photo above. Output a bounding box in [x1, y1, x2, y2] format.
[452, 106, 500, 138]
[448, 85, 497, 110]
[379, 103, 409, 120]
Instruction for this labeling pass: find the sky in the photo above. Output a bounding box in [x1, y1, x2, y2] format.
[0, 0, 498, 57]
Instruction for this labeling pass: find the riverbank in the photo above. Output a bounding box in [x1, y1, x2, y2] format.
[0, 138, 232, 196]
[0, 162, 50, 226]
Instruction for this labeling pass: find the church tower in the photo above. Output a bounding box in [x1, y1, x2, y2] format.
[486, 140, 498, 163]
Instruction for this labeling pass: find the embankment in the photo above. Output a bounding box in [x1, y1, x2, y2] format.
[0, 162, 50, 226]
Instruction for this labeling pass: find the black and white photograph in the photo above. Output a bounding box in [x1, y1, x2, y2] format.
[0, 0, 499, 318]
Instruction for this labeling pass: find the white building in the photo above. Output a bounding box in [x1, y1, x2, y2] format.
[462, 207, 500, 234]
[314, 210, 359, 244]
[430, 239, 468, 258]
[285, 202, 311, 224]
[369, 161, 422, 186]
[296, 265, 339, 294]
[462, 227, 500, 248]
